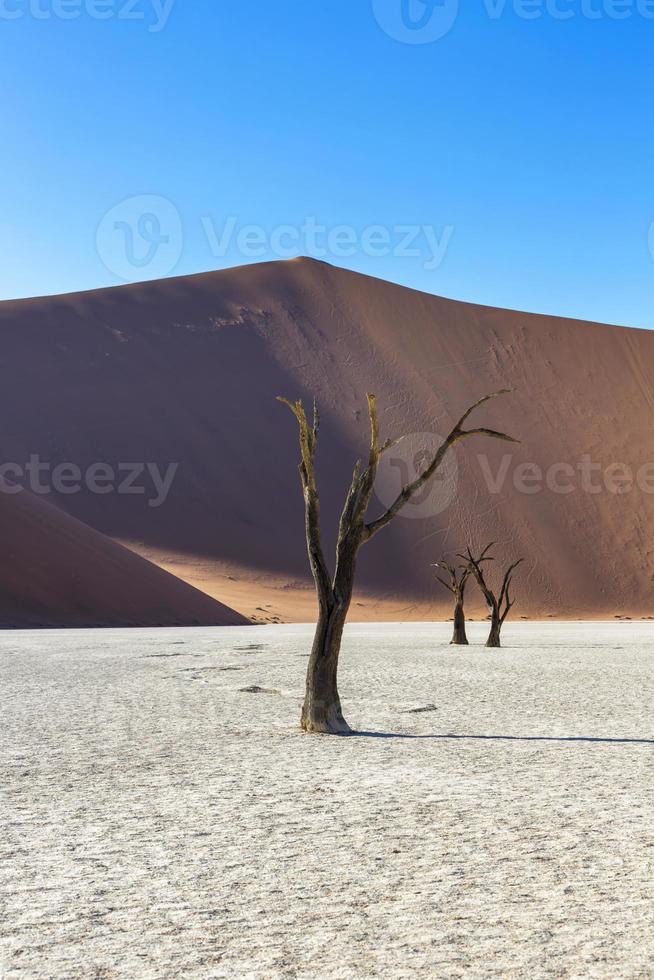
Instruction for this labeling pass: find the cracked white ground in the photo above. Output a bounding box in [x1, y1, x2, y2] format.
[2, 622, 653, 979]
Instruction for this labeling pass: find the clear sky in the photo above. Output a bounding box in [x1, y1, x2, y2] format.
[2, 0, 653, 327]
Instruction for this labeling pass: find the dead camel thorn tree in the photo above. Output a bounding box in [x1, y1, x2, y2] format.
[432, 560, 474, 646]
[461, 544, 524, 648]
[278, 389, 518, 735]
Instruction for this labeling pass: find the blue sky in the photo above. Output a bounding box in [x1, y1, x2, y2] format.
[2, 0, 653, 327]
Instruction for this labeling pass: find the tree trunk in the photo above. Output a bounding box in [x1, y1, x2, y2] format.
[301, 603, 352, 734]
[451, 600, 468, 645]
[486, 613, 502, 648]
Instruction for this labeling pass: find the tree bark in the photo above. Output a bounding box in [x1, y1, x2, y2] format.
[451, 600, 468, 645]
[301, 603, 352, 734]
[486, 613, 502, 648]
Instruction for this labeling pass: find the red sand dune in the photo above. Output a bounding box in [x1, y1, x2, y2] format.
[1, 257, 653, 621]
[0, 482, 248, 628]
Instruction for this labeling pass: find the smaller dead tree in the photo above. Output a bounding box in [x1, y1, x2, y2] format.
[432, 561, 471, 645]
[462, 545, 524, 648]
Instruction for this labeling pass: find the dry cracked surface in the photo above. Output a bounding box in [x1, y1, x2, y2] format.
[2, 622, 654, 979]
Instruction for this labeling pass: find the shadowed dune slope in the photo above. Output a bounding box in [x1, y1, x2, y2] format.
[0, 484, 249, 628]
[1, 257, 654, 619]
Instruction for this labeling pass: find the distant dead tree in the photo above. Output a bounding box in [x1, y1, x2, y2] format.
[432, 560, 472, 646]
[278, 390, 518, 734]
[461, 544, 524, 648]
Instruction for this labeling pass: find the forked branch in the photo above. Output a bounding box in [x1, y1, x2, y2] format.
[462, 545, 523, 623]
[461, 544, 524, 647]
[364, 389, 518, 541]
[432, 560, 470, 597]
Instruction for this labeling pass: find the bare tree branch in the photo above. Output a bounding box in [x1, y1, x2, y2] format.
[364, 390, 518, 541]
[334, 395, 382, 599]
[433, 569, 455, 594]
[380, 435, 405, 455]
[277, 397, 333, 611]
[355, 394, 382, 520]
[435, 576, 454, 593]
[457, 427, 518, 443]
[432, 560, 471, 595]
[499, 559, 524, 622]
[453, 389, 514, 430]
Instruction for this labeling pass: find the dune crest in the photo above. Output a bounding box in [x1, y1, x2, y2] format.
[1, 257, 652, 620]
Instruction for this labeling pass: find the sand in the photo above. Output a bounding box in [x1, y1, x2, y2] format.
[0, 484, 248, 628]
[2, 621, 653, 978]
[3, 258, 654, 621]
[134, 550, 445, 625]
